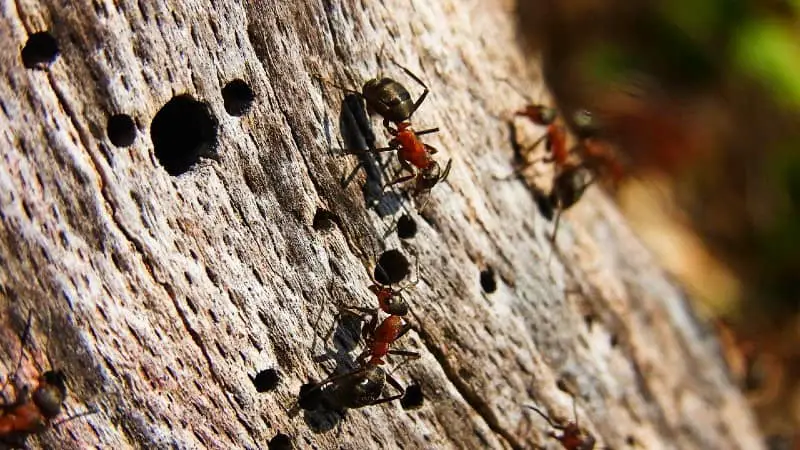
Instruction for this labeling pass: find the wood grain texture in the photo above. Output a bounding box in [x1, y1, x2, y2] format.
[0, 0, 763, 448]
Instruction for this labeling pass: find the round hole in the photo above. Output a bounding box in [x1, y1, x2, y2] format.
[251, 368, 280, 393]
[107, 114, 137, 147]
[479, 268, 497, 293]
[396, 214, 417, 239]
[298, 381, 322, 410]
[151, 94, 218, 176]
[374, 250, 410, 285]
[21, 31, 59, 70]
[610, 333, 619, 348]
[268, 433, 292, 450]
[222, 79, 254, 116]
[400, 383, 424, 410]
[312, 208, 339, 231]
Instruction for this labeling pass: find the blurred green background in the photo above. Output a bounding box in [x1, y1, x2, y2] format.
[517, 0, 800, 446]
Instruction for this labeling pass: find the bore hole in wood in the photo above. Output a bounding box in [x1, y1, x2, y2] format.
[107, 114, 136, 148]
[312, 208, 339, 231]
[374, 250, 410, 285]
[268, 433, 292, 450]
[479, 267, 497, 293]
[222, 79, 254, 116]
[251, 368, 281, 393]
[151, 95, 218, 176]
[396, 214, 417, 239]
[401, 382, 424, 410]
[21, 31, 59, 69]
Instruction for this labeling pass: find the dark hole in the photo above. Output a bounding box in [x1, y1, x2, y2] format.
[479, 268, 497, 293]
[251, 368, 280, 393]
[21, 31, 59, 70]
[298, 381, 323, 410]
[374, 250, 410, 285]
[396, 214, 417, 239]
[610, 333, 619, 348]
[534, 190, 555, 221]
[268, 433, 292, 450]
[312, 208, 339, 231]
[151, 95, 218, 176]
[583, 314, 595, 328]
[400, 383, 424, 410]
[107, 114, 137, 147]
[625, 436, 636, 446]
[222, 79, 255, 116]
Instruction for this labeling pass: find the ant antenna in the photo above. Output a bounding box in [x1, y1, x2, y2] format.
[0, 311, 33, 396]
[572, 395, 579, 430]
[524, 404, 563, 430]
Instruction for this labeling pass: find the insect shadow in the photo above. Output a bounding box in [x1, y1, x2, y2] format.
[337, 94, 402, 217]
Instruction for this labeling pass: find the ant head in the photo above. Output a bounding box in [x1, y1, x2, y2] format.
[572, 109, 600, 139]
[383, 295, 409, 316]
[560, 423, 595, 450]
[34, 370, 67, 419]
[551, 165, 594, 210]
[415, 159, 452, 193]
[538, 106, 558, 125]
[350, 365, 386, 407]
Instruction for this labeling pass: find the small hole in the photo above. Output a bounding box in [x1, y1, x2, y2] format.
[298, 381, 322, 410]
[21, 31, 59, 69]
[374, 250, 410, 285]
[251, 368, 280, 393]
[268, 433, 292, 450]
[151, 95, 218, 176]
[107, 114, 137, 147]
[610, 333, 619, 348]
[479, 268, 497, 293]
[312, 208, 339, 231]
[396, 214, 417, 239]
[222, 79, 254, 116]
[625, 435, 636, 446]
[401, 383, 424, 410]
[583, 314, 595, 328]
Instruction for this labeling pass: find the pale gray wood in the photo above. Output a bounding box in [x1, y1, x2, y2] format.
[0, 0, 763, 449]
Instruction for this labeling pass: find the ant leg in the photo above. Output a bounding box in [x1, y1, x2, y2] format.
[572, 395, 579, 430]
[525, 404, 564, 430]
[393, 61, 429, 116]
[0, 311, 32, 401]
[364, 371, 406, 406]
[423, 144, 439, 155]
[313, 74, 360, 96]
[53, 407, 98, 427]
[340, 162, 364, 188]
[301, 367, 366, 400]
[384, 161, 417, 189]
[415, 127, 439, 137]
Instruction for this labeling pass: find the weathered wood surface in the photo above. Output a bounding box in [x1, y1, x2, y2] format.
[0, 0, 764, 449]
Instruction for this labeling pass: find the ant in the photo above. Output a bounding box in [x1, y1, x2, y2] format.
[1, 312, 95, 448]
[317, 57, 452, 193]
[298, 362, 407, 411]
[525, 398, 596, 450]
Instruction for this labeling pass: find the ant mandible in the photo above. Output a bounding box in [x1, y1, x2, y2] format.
[525, 398, 597, 450]
[1, 312, 95, 448]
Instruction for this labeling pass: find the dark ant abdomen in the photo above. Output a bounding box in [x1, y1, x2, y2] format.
[363, 78, 414, 123]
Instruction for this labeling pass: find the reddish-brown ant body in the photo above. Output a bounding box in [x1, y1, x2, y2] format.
[0, 313, 95, 448]
[526, 400, 596, 450]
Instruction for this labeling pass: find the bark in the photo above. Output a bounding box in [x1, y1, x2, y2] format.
[0, 0, 763, 449]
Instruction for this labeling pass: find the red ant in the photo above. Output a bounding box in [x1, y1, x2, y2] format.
[526, 398, 596, 450]
[1, 312, 95, 448]
[317, 58, 452, 193]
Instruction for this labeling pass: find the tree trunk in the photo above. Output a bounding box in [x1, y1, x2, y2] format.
[0, 0, 763, 449]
